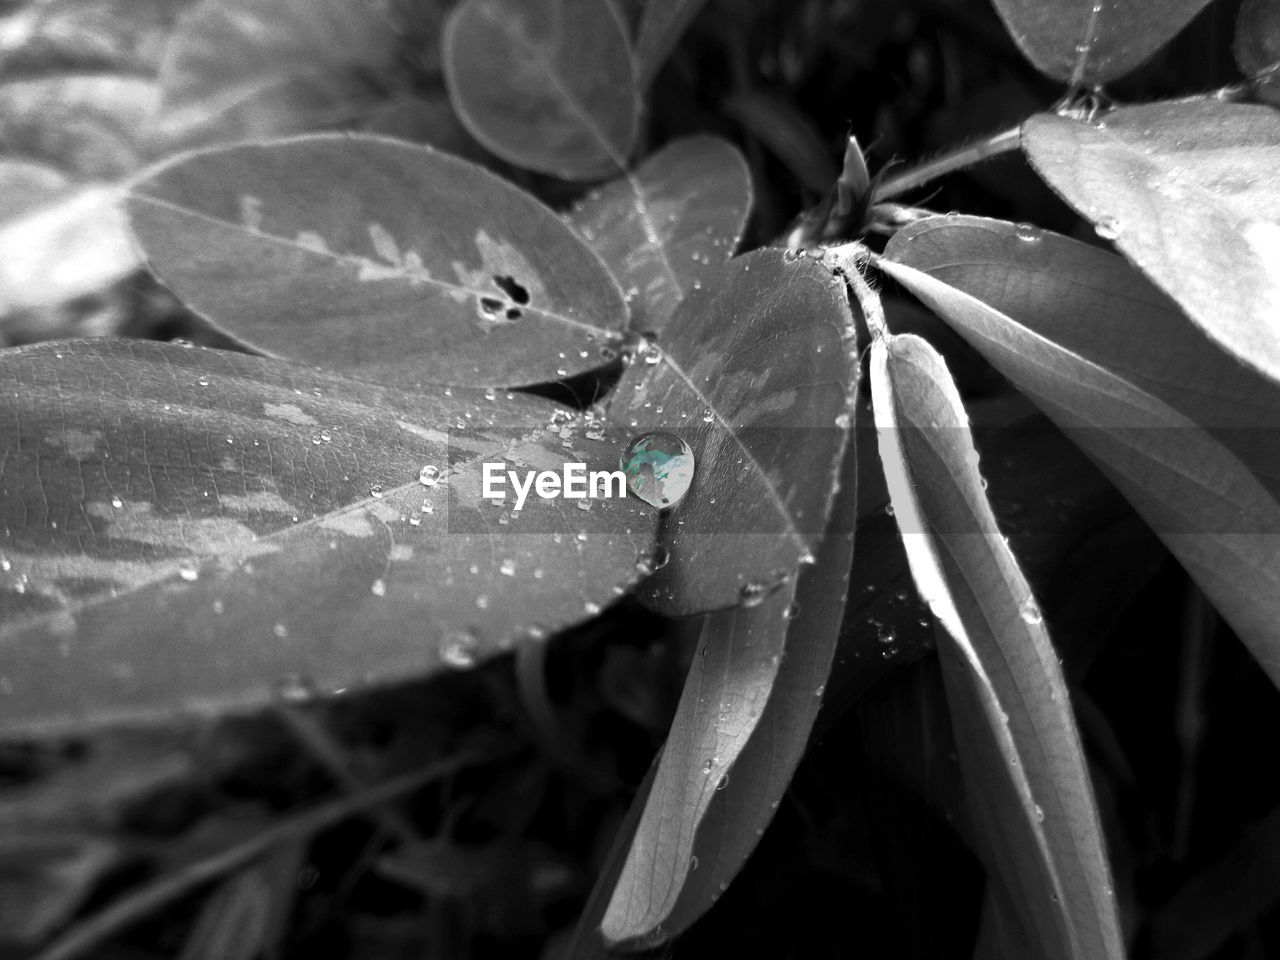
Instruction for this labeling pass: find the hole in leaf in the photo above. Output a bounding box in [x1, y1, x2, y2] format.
[506, 307, 523, 320]
[492, 275, 530, 304]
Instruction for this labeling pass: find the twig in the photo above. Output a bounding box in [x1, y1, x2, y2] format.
[872, 126, 1022, 202]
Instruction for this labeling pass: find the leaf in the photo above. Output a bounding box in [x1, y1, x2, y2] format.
[1022, 102, 1280, 384]
[443, 0, 638, 180]
[0, 339, 655, 735]
[880, 215, 1280, 687]
[568, 136, 751, 334]
[1235, 0, 1280, 76]
[603, 439, 859, 946]
[632, 0, 709, 88]
[155, 0, 403, 145]
[990, 0, 1213, 83]
[868, 330, 1123, 960]
[611, 248, 858, 615]
[723, 90, 836, 195]
[0, 186, 141, 315]
[125, 134, 628, 388]
[0, 74, 159, 178]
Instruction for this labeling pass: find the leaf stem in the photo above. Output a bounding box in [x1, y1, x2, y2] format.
[32, 752, 494, 960]
[872, 126, 1022, 202]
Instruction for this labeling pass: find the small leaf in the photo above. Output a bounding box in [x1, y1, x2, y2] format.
[632, 0, 709, 88]
[1023, 102, 1280, 384]
[1235, 0, 1280, 77]
[443, 0, 638, 180]
[155, 0, 403, 145]
[0, 339, 654, 734]
[603, 439, 859, 946]
[612, 249, 858, 615]
[568, 136, 751, 334]
[881, 215, 1280, 689]
[990, 0, 1213, 83]
[869, 330, 1123, 960]
[125, 135, 628, 388]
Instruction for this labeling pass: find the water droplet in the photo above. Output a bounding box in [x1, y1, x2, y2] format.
[1014, 222, 1040, 242]
[408, 514, 422, 526]
[1033, 804, 1046, 823]
[196, 375, 210, 387]
[483, 386, 496, 401]
[110, 496, 123, 509]
[370, 578, 387, 596]
[884, 503, 895, 517]
[421, 500, 434, 514]
[178, 562, 199, 582]
[419, 465, 440, 486]
[476, 594, 490, 609]
[716, 774, 729, 791]
[311, 435, 322, 445]
[275, 674, 315, 702]
[690, 855, 699, 871]
[834, 412, 851, 429]
[701, 409, 714, 423]
[320, 431, 332, 443]
[499, 558, 516, 576]
[584, 600, 601, 615]
[1019, 597, 1043, 625]
[739, 581, 768, 607]
[370, 484, 384, 498]
[783, 601, 801, 620]
[273, 622, 288, 638]
[621, 432, 695, 509]
[642, 343, 662, 365]
[1095, 217, 1120, 241]
[441, 630, 480, 668]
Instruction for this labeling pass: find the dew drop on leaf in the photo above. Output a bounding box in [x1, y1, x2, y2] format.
[419, 465, 440, 486]
[739, 581, 768, 607]
[370, 578, 387, 597]
[441, 630, 480, 669]
[621, 432, 695, 508]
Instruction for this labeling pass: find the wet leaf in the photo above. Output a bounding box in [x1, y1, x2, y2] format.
[869, 330, 1123, 960]
[603, 440, 858, 946]
[612, 249, 858, 615]
[156, 0, 403, 145]
[443, 0, 638, 180]
[1023, 102, 1280, 384]
[0, 339, 654, 734]
[569, 136, 750, 335]
[125, 135, 628, 388]
[1235, 0, 1280, 76]
[881, 215, 1280, 687]
[990, 0, 1213, 83]
[632, 0, 709, 87]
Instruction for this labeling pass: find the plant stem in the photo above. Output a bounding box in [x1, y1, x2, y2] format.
[872, 125, 1022, 202]
[32, 752, 494, 960]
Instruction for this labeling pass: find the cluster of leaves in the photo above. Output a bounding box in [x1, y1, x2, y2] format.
[2, 0, 1280, 957]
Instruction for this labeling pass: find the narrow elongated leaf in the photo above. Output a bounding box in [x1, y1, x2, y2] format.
[880, 215, 1280, 687]
[612, 249, 858, 615]
[156, 0, 402, 144]
[869, 330, 1123, 960]
[1023, 103, 1280, 384]
[1235, 0, 1280, 76]
[0, 339, 654, 734]
[443, 0, 638, 180]
[568, 137, 751, 334]
[633, 0, 708, 87]
[991, 0, 1213, 83]
[603, 437, 859, 946]
[125, 135, 628, 388]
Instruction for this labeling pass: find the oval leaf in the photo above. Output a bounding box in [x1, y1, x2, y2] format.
[1023, 102, 1280, 384]
[125, 135, 628, 388]
[0, 339, 655, 734]
[881, 215, 1280, 688]
[869, 330, 1123, 960]
[156, 0, 403, 144]
[1235, 0, 1280, 76]
[991, 0, 1213, 83]
[568, 136, 751, 334]
[612, 248, 858, 615]
[443, 0, 638, 180]
[603, 439, 859, 946]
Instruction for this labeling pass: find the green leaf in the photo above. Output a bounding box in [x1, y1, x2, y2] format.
[990, 0, 1213, 83]
[155, 0, 403, 144]
[868, 330, 1123, 960]
[1235, 0, 1280, 77]
[880, 215, 1280, 689]
[0, 339, 655, 735]
[568, 136, 751, 335]
[443, 0, 638, 180]
[125, 134, 628, 388]
[1023, 102, 1280, 385]
[632, 0, 709, 88]
[612, 249, 858, 615]
[603, 439, 858, 946]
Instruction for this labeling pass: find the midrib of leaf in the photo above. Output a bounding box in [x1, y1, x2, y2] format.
[659, 352, 811, 555]
[480, 3, 634, 171]
[127, 193, 617, 340]
[0, 422, 551, 641]
[628, 173, 683, 309]
[1068, 1, 1106, 87]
